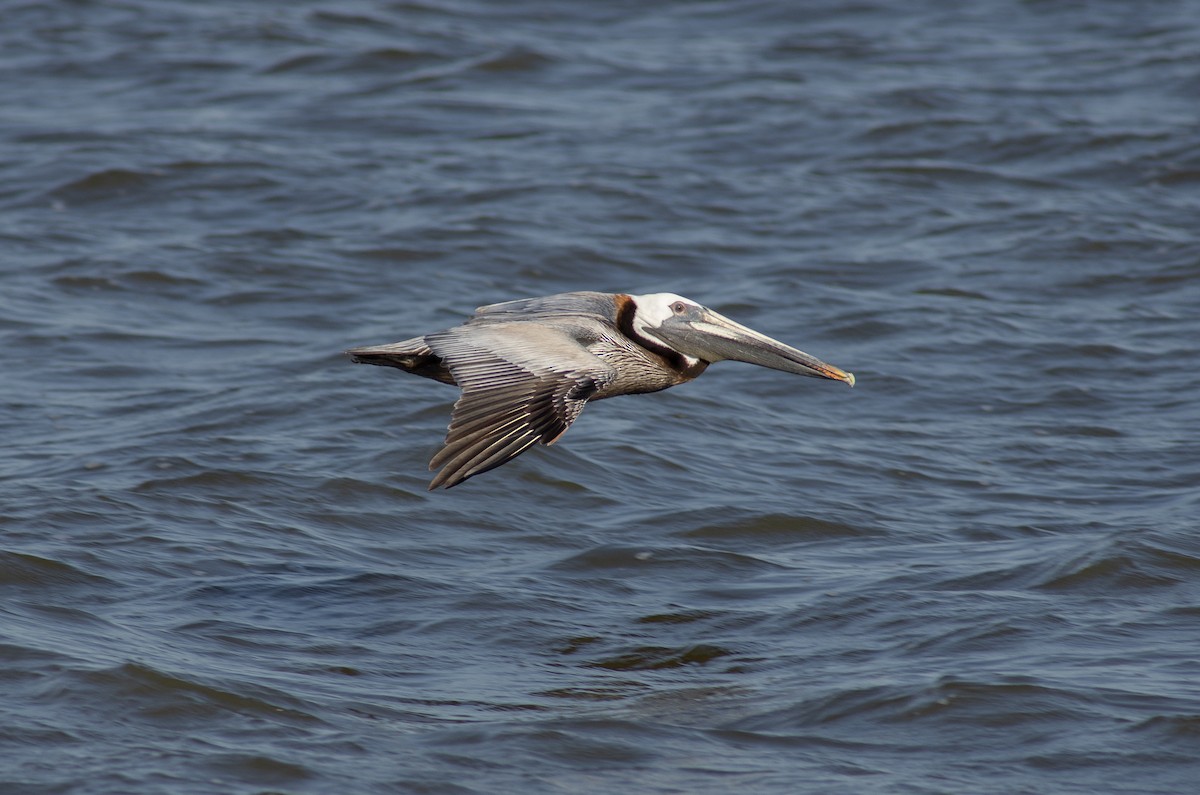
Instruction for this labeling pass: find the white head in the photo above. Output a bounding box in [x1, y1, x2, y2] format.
[627, 292, 701, 336]
[624, 292, 855, 385]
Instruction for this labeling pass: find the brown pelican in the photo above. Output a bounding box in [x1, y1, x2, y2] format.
[348, 291, 854, 490]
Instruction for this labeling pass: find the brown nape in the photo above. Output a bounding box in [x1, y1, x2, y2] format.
[679, 357, 709, 381]
[348, 351, 457, 385]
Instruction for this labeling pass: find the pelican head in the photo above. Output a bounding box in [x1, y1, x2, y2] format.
[630, 293, 855, 386]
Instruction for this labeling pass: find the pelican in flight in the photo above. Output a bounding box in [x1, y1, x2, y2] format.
[348, 291, 854, 489]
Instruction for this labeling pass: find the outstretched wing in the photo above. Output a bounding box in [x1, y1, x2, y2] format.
[425, 322, 616, 489]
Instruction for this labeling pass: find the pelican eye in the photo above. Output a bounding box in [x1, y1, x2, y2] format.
[671, 301, 687, 314]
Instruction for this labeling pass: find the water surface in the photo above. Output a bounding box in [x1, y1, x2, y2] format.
[3, 1, 1199, 793]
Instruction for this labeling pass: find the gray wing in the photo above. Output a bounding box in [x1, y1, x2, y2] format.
[424, 321, 616, 490]
[472, 291, 618, 322]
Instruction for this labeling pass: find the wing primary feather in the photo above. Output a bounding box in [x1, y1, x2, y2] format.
[429, 410, 531, 470]
[460, 437, 540, 482]
[430, 425, 539, 489]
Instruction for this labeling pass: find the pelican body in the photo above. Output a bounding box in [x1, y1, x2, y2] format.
[348, 291, 854, 489]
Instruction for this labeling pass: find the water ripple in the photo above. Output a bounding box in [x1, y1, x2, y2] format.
[4, 0, 1200, 792]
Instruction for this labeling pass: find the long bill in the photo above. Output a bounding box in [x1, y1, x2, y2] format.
[663, 309, 855, 386]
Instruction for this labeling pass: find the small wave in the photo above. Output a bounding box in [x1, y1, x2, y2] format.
[585, 643, 735, 671]
[44, 160, 281, 210]
[475, 45, 558, 74]
[635, 608, 724, 626]
[548, 545, 781, 576]
[0, 550, 113, 590]
[50, 267, 206, 299]
[536, 685, 640, 701]
[1132, 713, 1200, 744]
[48, 168, 159, 203]
[308, 10, 397, 31]
[132, 468, 285, 495]
[728, 676, 1098, 733]
[679, 512, 875, 546]
[851, 159, 1065, 190]
[199, 753, 316, 788]
[1036, 531, 1200, 593]
[262, 46, 442, 76]
[71, 661, 322, 728]
[371, 44, 559, 88]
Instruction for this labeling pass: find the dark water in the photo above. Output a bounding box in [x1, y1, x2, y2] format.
[4, 1, 1200, 792]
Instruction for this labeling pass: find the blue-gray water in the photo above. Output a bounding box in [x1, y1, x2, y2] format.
[4, 1, 1200, 793]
